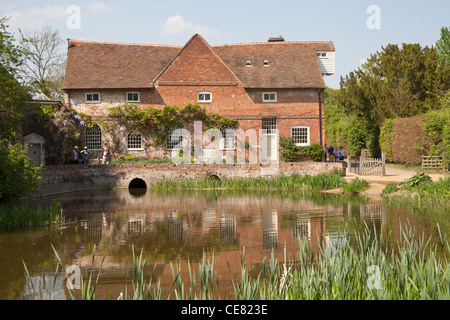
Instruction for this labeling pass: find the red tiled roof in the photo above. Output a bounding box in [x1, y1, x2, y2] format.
[63, 40, 181, 89]
[63, 36, 334, 90]
[212, 42, 334, 88]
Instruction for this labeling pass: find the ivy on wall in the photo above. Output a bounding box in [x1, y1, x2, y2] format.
[379, 118, 393, 162]
[105, 103, 238, 148]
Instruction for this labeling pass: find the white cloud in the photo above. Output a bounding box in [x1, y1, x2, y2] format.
[27, 5, 68, 19]
[4, 5, 68, 30]
[161, 15, 221, 37]
[4, 10, 45, 29]
[88, 2, 112, 13]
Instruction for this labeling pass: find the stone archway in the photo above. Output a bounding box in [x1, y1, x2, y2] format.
[23, 133, 45, 166]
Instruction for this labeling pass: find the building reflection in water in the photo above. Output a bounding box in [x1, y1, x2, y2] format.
[263, 209, 278, 249]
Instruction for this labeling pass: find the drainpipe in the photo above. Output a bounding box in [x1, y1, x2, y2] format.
[318, 89, 323, 146]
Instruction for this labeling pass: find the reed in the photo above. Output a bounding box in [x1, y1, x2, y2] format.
[24, 223, 449, 300]
[0, 201, 65, 231]
[150, 171, 345, 192]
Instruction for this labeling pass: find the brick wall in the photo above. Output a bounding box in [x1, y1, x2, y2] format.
[37, 162, 345, 197]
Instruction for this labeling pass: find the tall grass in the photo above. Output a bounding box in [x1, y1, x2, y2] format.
[342, 178, 370, 195]
[151, 171, 346, 192]
[0, 201, 65, 232]
[24, 223, 449, 300]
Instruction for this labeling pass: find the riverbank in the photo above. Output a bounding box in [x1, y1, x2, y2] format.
[323, 164, 449, 198]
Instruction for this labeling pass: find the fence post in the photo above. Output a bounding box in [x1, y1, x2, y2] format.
[347, 156, 352, 173]
[381, 153, 386, 176]
[359, 150, 365, 175]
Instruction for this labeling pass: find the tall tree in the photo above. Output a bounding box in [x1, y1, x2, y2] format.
[0, 16, 41, 203]
[339, 43, 449, 128]
[0, 17, 33, 140]
[436, 26, 450, 65]
[19, 25, 66, 100]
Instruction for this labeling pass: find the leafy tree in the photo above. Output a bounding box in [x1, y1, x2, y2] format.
[339, 43, 448, 128]
[0, 17, 34, 140]
[0, 16, 42, 202]
[436, 26, 450, 65]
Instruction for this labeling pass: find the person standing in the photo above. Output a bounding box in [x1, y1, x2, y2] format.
[80, 146, 91, 165]
[71, 146, 80, 164]
[324, 144, 328, 162]
[328, 145, 335, 163]
[102, 148, 111, 164]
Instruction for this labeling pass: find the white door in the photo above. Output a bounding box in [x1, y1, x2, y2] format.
[26, 144, 41, 166]
[262, 134, 277, 162]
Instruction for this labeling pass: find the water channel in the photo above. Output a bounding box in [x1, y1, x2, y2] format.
[0, 188, 447, 300]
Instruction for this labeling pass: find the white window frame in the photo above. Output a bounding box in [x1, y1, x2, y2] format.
[85, 92, 100, 103]
[245, 60, 252, 67]
[263, 59, 269, 66]
[219, 125, 235, 151]
[86, 124, 102, 150]
[127, 132, 143, 150]
[316, 52, 328, 59]
[291, 126, 310, 146]
[262, 92, 277, 103]
[197, 92, 212, 103]
[126, 92, 140, 102]
[167, 127, 184, 150]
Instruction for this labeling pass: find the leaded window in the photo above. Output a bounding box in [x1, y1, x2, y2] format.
[86, 124, 102, 150]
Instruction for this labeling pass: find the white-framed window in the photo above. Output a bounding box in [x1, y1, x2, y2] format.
[85, 93, 100, 103]
[262, 117, 277, 134]
[197, 92, 212, 103]
[316, 52, 328, 59]
[262, 92, 277, 103]
[126, 92, 140, 102]
[219, 125, 235, 150]
[291, 126, 310, 146]
[245, 60, 252, 67]
[86, 124, 102, 150]
[263, 59, 269, 66]
[167, 127, 184, 150]
[127, 132, 142, 150]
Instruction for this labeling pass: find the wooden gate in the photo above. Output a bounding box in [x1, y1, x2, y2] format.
[358, 150, 386, 176]
[422, 156, 444, 171]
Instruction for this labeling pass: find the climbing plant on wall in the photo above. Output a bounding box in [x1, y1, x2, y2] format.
[106, 103, 238, 148]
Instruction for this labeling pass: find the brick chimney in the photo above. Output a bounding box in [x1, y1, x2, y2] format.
[268, 36, 285, 42]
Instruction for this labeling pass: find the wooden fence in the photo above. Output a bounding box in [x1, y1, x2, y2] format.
[422, 156, 444, 171]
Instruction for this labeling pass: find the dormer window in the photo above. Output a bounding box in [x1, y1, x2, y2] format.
[316, 52, 327, 58]
[245, 60, 252, 67]
[263, 59, 269, 66]
[263, 92, 277, 103]
[197, 92, 212, 103]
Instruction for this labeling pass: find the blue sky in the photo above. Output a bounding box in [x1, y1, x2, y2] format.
[2, 0, 449, 88]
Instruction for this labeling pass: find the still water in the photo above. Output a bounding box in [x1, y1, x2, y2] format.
[0, 188, 446, 300]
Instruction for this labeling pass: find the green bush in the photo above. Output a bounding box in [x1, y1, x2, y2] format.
[0, 140, 42, 203]
[404, 173, 432, 191]
[279, 137, 323, 162]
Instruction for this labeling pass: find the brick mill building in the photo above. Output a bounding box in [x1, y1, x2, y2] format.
[63, 34, 335, 161]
